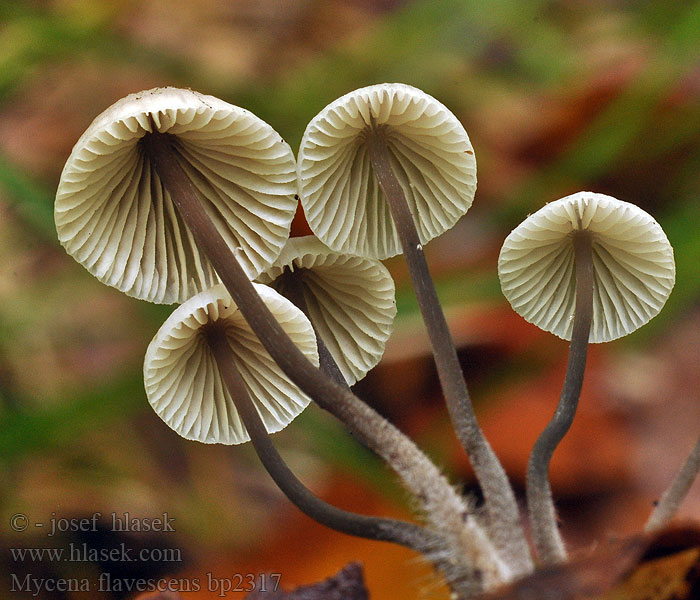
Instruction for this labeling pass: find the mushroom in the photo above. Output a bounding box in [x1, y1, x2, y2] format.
[144, 282, 319, 444]
[498, 191, 675, 563]
[55, 87, 297, 304]
[144, 281, 440, 553]
[256, 235, 396, 386]
[55, 87, 503, 594]
[297, 83, 532, 576]
[498, 192, 676, 343]
[297, 83, 476, 260]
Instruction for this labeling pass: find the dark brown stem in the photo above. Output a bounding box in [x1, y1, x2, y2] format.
[203, 323, 437, 551]
[526, 231, 594, 564]
[278, 269, 349, 388]
[366, 125, 533, 575]
[142, 131, 495, 593]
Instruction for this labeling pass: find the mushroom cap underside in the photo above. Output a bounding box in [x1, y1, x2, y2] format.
[297, 83, 476, 259]
[257, 235, 396, 384]
[56, 87, 297, 304]
[144, 283, 319, 444]
[498, 192, 675, 343]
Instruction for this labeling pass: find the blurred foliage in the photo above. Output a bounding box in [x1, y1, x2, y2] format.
[0, 1, 699, 598]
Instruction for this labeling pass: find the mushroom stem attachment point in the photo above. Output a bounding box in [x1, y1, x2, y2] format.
[279, 269, 349, 388]
[366, 128, 533, 576]
[202, 322, 437, 551]
[142, 130, 502, 591]
[527, 231, 594, 565]
[645, 434, 700, 532]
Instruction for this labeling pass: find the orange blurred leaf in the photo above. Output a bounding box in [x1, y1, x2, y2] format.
[480, 525, 700, 600]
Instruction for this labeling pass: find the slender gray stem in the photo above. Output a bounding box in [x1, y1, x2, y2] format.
[366, 126, 533, 576]
[645, 435, 700, 532]
[526, 232, 594, 565]
[203, 323, 436, 551]
[278, 269, 349, 388]
[143, 131, 507, 592]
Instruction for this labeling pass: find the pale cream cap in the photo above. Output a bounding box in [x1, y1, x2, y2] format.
[298, 83, 476, 259]
[144, 283, 319, 444]
[498, 192, 675, 342]
[257, 236, 396, 384]
[56, 87, 297, 304]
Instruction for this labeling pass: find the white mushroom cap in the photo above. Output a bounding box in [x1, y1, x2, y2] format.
[56, 87, 297, 304]
[498, 192, 675, 343]
[297, 83, 476, 259]
[256, 236, 396, 385]
[143, 283, 319, 444]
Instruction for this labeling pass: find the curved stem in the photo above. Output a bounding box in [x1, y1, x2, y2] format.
[204, 324, 435, 551]
[645, 435, 700, 532]
[143, 132, 508, 592]
[279, 270, 349, 388]
[526, 232, 594, 564]
[366, 126, 533, 576]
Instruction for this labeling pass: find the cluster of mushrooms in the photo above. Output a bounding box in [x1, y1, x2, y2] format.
[55, 84, 698, 598]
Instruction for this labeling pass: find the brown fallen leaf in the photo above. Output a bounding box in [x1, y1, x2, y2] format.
[479, 537, 647, 600]
[597, 547, 699, 600]
[245, 562, 368, 599]
[479, 524, 700, 600]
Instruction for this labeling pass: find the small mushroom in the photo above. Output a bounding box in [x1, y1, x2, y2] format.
[298, 84, 532, 576]
[257, 235, 396, 386]
[144, 282, 442, 555]
[498, 192, 675, 343]
[144, 282, 318, 444]
[55, 87, 297, 304]
[297, 83, 476, 259]
[498, 191, 675, 564]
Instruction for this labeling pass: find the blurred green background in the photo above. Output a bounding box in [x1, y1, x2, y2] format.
[1, 1, 699, 598]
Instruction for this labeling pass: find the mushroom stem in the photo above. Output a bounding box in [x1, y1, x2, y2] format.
[526, 231, 594, 565]
[366, 127, 533, 576]
[203, 323, 436, 551]
[645, 434, 700, 532]
[143, 131, 507, 591]
[278, 269, 349, 388]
